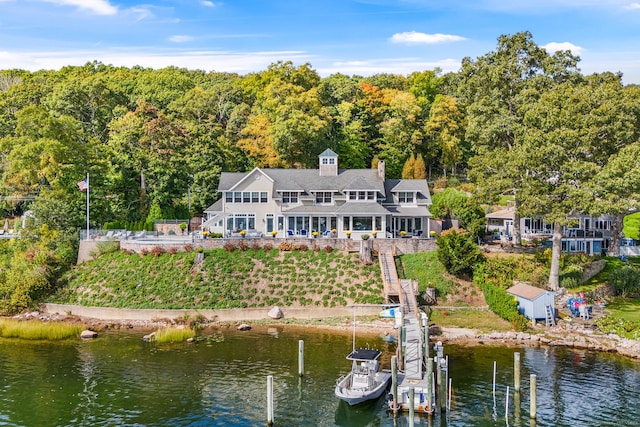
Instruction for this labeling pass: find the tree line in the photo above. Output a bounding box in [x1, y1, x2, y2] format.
[1, 31, 640, 292]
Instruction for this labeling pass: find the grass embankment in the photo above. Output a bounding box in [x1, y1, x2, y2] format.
[397, 251, 455, 297]
[0, 318, 84, 340]
[51, 247, 383, 309]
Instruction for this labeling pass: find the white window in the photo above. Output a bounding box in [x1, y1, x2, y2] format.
[347, 191, 376, 201]
[282, 192, 299, 204]
[315, 192, 332, 204]
[398, 192, 415, 203]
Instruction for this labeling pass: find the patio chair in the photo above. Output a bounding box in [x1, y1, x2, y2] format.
[322, 229, 331, 237]
[287, 229, 295, 237]
[300, 229, 307, 237]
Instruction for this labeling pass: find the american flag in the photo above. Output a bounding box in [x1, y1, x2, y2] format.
[77, 179, 88, 191]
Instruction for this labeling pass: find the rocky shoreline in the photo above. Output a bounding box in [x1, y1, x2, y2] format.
[11, 310, 640, 360]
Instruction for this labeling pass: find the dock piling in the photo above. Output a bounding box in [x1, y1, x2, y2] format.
[514, 352, 521, 392]
[409, 388, 415, 426]
[298, 340, 304, 377]
[267, 375, 274, 426]
[391, 355, 398, 414]
[530, 374, 537, 420]
[426, 357, 433, 413]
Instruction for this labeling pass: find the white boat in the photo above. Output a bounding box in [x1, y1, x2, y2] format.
[334, 348, 392, 406]
[379, 306, 400, 318]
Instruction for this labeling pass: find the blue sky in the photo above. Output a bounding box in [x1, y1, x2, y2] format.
[1, 0, 640, 84]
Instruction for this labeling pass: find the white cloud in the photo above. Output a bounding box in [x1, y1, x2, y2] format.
[201, 1, 217, 6]
[542, 41, 585, 55]
[320, 58, 461, 76]
[625, 2, 640, 9]
[169, 35, 194, 43]
[127, 7, 154, 21]
[41, 0, 118, 15]
[390, 31, 466, 44]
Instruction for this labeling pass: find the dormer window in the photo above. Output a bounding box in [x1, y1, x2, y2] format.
[282, 191, 299, 204]
[347, 191, 376, 201]
[398, 192, 415, 203]
[315, 192, 332, 204]
[321, 158, 335, 165]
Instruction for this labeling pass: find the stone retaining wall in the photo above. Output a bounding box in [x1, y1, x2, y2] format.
[118, 236, 437, 255]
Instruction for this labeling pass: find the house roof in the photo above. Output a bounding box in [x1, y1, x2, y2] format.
[285, 202, 389, 215]
[204, 198, 223, 213]
[319, 148, 338, 157]
[507, 282, 550, 300]
[383, 179, 432, 204]
[218, 168, 386, 194]
[386, 205, 432, 217]
[486, 207, 515, 220]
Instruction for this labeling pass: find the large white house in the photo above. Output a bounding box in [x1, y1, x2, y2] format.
[202, 149, 432, 239]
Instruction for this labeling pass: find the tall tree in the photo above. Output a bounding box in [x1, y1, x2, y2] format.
[519, 74, 637, 289]
[424, 94, 466, 177]
[454, 31, 580, 245]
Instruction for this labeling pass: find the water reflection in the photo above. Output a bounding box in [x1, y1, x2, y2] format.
[0, 327, 638, 427]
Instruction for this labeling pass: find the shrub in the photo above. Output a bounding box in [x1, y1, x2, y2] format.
[475, 263, 528, 331]
[608, 266, 640, 297]
[90, 240, 120, 258]
[279, 242, 294, 251]
[150, 246, 165, 257]
[436, 228, 484, 278]
[223, 242, 236, 252]
[324, 245, 334, 253]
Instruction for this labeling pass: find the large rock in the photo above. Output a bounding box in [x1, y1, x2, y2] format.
[237, 323, 251, 331]
[268, 306, 284, 319]
[80, 330, 98, 339]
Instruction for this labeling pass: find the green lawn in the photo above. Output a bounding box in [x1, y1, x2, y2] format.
[623, 212, 640, 240]
[398, 251, 456, 297]
[428, 308, 512, 333]
[606, 298, 640, 322]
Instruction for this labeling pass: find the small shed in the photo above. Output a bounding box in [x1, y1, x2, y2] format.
[507, 282, 555, 321]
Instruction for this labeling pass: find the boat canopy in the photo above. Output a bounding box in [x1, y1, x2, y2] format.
[346, 349, 381, 361]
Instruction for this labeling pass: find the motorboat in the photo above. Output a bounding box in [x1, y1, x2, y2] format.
[335, 348, 392, 406]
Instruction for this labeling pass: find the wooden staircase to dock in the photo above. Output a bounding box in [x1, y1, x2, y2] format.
[379, 249, 400, 301]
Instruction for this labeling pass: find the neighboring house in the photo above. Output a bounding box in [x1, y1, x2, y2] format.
[202, 149, 432, 239]
[486, 205, 515, 237]
[485, 207, 613, 255]
[507, 282, 555, 321]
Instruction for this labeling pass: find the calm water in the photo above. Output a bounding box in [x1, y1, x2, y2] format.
[0, 326, 638, 427]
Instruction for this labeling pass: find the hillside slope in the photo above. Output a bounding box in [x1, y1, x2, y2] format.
[51, 248, 384, 309]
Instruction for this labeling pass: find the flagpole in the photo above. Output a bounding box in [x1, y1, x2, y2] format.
[86, 173, 90, 241]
